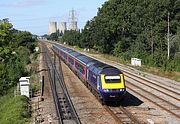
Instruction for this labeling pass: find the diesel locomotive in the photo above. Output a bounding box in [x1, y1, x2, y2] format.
[52, 44, 126, 103]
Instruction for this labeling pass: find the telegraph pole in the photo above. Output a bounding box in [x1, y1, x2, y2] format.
[167, 12, 170, 60]
[151, 27, 154, 58]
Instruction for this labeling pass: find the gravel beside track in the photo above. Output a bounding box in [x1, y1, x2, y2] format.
[60, 60, 121, 124]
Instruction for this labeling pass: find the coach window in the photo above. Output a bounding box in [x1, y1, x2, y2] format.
[64, 54, 67, 60]
[68, 57, 74, 65]
[75, 62, 85, 74]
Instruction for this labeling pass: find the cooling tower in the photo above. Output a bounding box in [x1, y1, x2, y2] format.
[48, 22, 57, 35]
[59, 22, 67, 34]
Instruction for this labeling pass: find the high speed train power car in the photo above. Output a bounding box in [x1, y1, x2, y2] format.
[52, 44, 126, 103]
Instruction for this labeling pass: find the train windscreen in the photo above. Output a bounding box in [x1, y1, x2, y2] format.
[104, 75, 121, 83]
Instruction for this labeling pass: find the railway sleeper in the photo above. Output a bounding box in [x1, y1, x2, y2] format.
[59, 98, 66, 102]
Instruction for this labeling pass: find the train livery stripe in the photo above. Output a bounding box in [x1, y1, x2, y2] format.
[101, 74, 125, 89]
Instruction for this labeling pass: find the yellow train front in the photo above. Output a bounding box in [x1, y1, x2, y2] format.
[87, 61, 126, 102]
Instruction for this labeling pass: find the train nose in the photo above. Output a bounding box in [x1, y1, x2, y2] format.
[101, 91, 126, 101]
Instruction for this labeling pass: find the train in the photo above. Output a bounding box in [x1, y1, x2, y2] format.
[52, 43, 126, 104]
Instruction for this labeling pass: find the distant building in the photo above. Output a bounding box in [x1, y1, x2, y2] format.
[48, 22, 57, 35]
[59, 22, 67, 34]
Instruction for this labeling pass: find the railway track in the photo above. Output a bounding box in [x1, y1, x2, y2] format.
[46, 41, 143, 123]
[120, 69, 180, 120]
[104, 105, 141, 124]
[124, 71, 180, 101]
[118, 64, 180, 90]
[126, 80, 180, 118]
[41, 42, 81, 124]
[74, 48, 180, 120]
[46, 40, 180, 123]
[96, 59, 180, 120]
[80, 51, 180, 121]
[77, 50, 180, 119]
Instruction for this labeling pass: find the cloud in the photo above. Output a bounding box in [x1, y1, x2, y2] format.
[0, 0, 47, 8]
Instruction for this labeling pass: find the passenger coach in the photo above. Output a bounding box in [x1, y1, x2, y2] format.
[52, 44, 126, 103]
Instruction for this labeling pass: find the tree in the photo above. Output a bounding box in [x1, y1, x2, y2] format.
[48, 32, 58, 41]
[61, 30, 80, 46]
[0, 19, 36, 95]
[0, 18, 13, 46]
[61, 0, 180, 71]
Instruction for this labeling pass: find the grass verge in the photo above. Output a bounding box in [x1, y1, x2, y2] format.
[136, 66, 180, 82]
[0, 89, 31, 124]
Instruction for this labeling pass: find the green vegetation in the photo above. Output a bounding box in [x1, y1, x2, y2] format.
[0, 89, 30, 124]
[61, 0, 180, 72]
[29, 51, 40, 97]
[0, 18, 36, 95]
[0, 18, 37, 123]
[47, 32, 58, 41]
[61, 30, 81, 46]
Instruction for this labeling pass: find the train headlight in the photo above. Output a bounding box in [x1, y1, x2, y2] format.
[103, 89, 109, 92]
[119, 89, 124, 92]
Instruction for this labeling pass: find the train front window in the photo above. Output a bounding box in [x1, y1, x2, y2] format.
[105, 75, 121, 83]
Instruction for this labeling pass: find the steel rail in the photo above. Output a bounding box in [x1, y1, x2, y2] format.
[55, 60, 81, 124]
[42, 41, 81, 124]
[119, 106, 141, 124]
[104, 105, 141, 124]
[125, 74, 180, 102]
[127, 81, 180, 119]
[104, 105, 123, 124]
[41, 42, 62, 124]
[124, 71, 180, 97]
[46, 40, 180, 121]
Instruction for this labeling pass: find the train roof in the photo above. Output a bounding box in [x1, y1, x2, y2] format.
[62, 47, 68, 51]
[53, 44, 60, 48]
[55, 44, 73, 53]
[53, 44, 122, 75]
[86, 59, 98, 68]
[88, 61, 121, 75]
[77, 55, 95, 65]
[54, 44, 82, 58]
[55, 44, 63, 49]
[69, 51, 82, 57]
[67, 49, 74, 53]
[88, 61, 108, 74]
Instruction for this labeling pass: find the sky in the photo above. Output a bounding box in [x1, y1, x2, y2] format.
[0, 0, 107, 35]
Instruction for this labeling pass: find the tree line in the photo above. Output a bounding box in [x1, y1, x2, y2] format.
[60, 0, 180, 72]
[0, 19, 36, 96]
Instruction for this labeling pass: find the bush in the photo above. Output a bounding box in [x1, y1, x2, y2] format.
[0, 90, 31, 124]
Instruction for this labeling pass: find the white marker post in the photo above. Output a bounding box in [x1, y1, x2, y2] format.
[47, 114, 53, 124]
